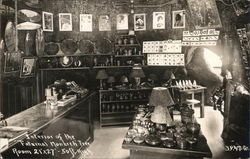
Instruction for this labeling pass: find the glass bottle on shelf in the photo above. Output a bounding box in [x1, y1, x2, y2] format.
[106, 104, 110, 112]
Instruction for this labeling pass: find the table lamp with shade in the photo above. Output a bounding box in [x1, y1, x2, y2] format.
[107, 76, 115, 90]
[162, 70, 176, 86]
[130, 65, 145, 88]
[120, 75, 129, 87]
[96, 69, 108, 90]
[149, 87, 175, 127]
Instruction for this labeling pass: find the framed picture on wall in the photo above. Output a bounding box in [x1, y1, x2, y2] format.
[187, 0, 222, 29]
[80, 14, 92, 32]
[20, 57, 37, 78]
[4, 51, 22, 73]
[134, 13, 146, 31]
[42, 11, 53, 32]
[172, 10, 185, 29]
[153, 12, 165, 29]
[59, 13, 72, 31]
[116, 14, 128, 30]
[99, 15, 111, 31]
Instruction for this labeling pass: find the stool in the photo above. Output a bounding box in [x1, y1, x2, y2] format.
[185, 99, 201, 117]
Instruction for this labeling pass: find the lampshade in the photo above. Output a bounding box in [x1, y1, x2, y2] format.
[151, 106, 173, 124]
[149, 87, 174, 107]
[96, 69, 108, 80]
[107, 76, 115, 83]
[170, 72, 176, 79]
[120, 75, 129, 83]
[130, 65, 145, 78]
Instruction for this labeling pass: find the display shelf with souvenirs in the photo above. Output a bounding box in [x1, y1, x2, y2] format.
[236, 27, 250, 85]
[99, 88, 152, 127]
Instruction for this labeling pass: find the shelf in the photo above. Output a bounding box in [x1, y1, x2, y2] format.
[115, 44, 141, 47]
[101, 115, 133, 120]
[101, 99, 148, 103]
[101, 111, 136, 115]
[39, 53, 114, 58]
[114, 55, 144, 58]
[39, 67, 90, 71]
[93, 66, 133, 69]
[99, 88, 152, 92]
[100, 121, 132, 126]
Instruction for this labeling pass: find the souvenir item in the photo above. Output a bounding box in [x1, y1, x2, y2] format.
[35, 28, 45, 56]
[60, 56, 73, 67]
[4, 21, 16, 52]
[162, 139, 175, 148]
[186, 122, 200, 135]
[133, 136, 144, 144]
[45, 42, 59, 55]
[25, 32, 33, 56]
[145, 134, 161, 146]
[17, 22, 41, 30]
[78, 40, 94, 54]
[186, 136, 198, 147]
[60, 39, 78, 55]
[18, 9, 41, 23]
[176, 138, 187, 149]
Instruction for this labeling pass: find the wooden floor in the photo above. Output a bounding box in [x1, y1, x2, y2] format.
[83, 106, 235, 159]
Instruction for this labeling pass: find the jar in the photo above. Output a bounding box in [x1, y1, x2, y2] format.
[130, 37, 135, 44]
[180, 107, 194, 124]
[117, 38, 122, 45]
[123, 38, 128, 45]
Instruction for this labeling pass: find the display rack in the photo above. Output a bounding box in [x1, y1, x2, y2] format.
[99, 88, 151, 127]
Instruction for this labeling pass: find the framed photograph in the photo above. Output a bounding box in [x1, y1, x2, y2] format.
[42, 11, 53, 32]
[187, 0, 222, 29]
[59, 13, 72, 31]
[99, 15, 111, 31]
[116, 14, 128, 30]
[172, 10, 185, 29]
[153, 12, 165, 29]
[20, 57, 37, 78]
[80, 14, 92, 32]
[134, 13, 146, 31]
[4, 51, 22, 73]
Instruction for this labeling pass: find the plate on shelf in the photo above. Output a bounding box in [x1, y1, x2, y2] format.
[45, 42, 59, 55]
[59, 56, 73, 67]
[60, 39, 78, 55]
[96, 38, 113, 54]
[78, 39, 95, 54]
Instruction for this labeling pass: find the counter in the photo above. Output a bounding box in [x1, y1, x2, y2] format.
[1, 92, 96, 159]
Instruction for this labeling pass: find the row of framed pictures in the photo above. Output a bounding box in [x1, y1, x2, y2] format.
[42, 10, 185, 32]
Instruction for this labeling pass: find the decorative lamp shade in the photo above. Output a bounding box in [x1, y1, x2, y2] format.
[130, 65, 145, 78]
[96, 69, 108, 80]
[120, 75, 129, 83]
[170, 72, 176, 80]
[149, 87, 174, 107]
[151, 106, 173, 124]
[107, 76, 115, 83]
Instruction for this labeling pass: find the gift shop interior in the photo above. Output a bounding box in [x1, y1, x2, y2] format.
[0, 0, 249, 159]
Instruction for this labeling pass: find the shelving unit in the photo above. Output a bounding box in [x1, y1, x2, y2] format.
[99, 88, 151, 127]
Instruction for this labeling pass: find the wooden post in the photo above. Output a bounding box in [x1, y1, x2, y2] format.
[15, 0, 18, 52]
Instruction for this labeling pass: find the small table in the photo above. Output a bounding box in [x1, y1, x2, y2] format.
[174, 87, 207, 118]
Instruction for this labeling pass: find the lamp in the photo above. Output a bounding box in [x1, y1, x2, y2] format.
[149, 87, 174, 126]
[162, 70, 175, 86]
[130, 65, 145, 88]
[107, 76, 115, 90]
[120, 75, 129, 86]
[96, 69, 108, 90]
[148, 73, 158, 86]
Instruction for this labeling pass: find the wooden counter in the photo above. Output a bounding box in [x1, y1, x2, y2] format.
[1, 92, 96, 159]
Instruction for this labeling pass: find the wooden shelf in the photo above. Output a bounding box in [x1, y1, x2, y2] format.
[114, 55, 144, 58]
[115, 44, 141, 47]
[101, 111, 136, 115]
[101, 121, 132, 126]
[93, 66, 133, 69]
[99, 88, 152, 92]
[39, 53, 114, 58]
[101, 115, 133, 120]
[39, 67, 90, 71]
[100, 99, 148, 103]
